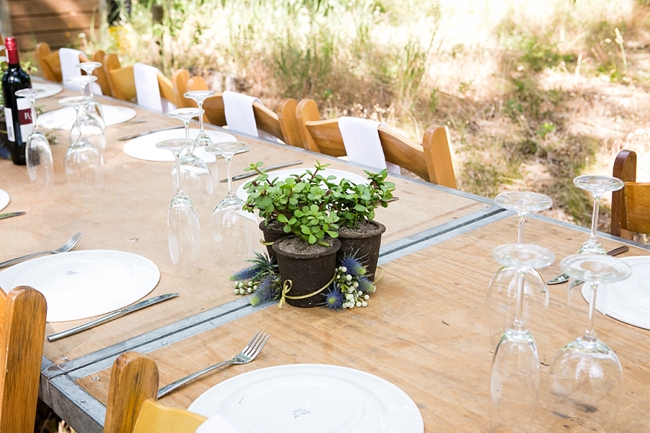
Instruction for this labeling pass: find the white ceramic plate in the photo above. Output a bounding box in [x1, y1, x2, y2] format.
[582, 256, 650, 330]
[236, 168, 368, 202]
[0, 250, 160, 322]
[123, 129, 236, 163]
[32, 83, 63, 99]
[188, 364, 423, 433]
[38, 105, 137, 130]
[0, 189, 9, 211]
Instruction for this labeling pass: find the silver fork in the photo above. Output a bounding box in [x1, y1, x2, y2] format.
[157, 330, 270, 399]
[0, 231, 84, 268]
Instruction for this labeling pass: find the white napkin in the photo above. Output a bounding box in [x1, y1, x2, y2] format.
[196, 414, 242, 433]
[59, 48, 102, 94]
[338, 116, 401, 174]
[222, 91, 261, 137]
[133, 63, 175, 113]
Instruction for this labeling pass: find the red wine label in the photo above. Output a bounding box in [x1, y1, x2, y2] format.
[4, 98, 33, 143]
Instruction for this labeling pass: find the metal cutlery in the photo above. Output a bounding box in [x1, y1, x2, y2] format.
[223, 160, 303, 182]
[546, 245, 630, 285]
[0, 211, 25, 220]
[157, 330, 270, 398]
[118, 125, 184, 141]
[47, 293, 179, 342]
[0, 230, 84, 268]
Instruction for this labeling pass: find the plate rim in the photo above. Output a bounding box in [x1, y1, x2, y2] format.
[583, 255, 650, 330]
[188, 363, 424, 432]
[0, 188, 10, 212]
[0, 249, 160, 322]
[123, 129, 236, 162]
[38, 105, 137, 129]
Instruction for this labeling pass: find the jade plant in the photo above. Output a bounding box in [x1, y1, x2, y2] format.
[330, 169, 396, 229]
[243, 161, 340, 246]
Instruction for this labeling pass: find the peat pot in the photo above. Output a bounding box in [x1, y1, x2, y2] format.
[272, 237, 340, 308]
[259, 219, 289, 262]
[336, 220, 386, 281]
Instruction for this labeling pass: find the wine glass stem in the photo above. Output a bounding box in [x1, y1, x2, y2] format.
[73, 104, 83, 137]
[590, 194, 601, 241]
[517, 212, 526, 244]
[29, 96, 38, 133]
[585, 282, 599, 341]
[513, 271, 526, 330]
[183, 120, 190, 140]
[174, 153, 182, 191]
[225, 156, 234, 198]
[197, 102, 204, 132]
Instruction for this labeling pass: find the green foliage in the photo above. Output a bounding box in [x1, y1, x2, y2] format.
[243, 161, 339, 246]
[330, 169, 396, 228]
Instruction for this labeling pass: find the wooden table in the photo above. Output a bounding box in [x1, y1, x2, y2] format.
[0, 84, 518, 431]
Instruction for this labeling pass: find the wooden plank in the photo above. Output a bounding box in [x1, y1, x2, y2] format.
[9, 0, 98, 17]
[74, 216, 650, 432]
[15, 32, 90, 52]
[11, 13, 97, 35]
[0, 86, 488, 366]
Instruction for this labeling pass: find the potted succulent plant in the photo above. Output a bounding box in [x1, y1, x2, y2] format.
[330, 169, 396, 280]
[243, 161, 341, 307]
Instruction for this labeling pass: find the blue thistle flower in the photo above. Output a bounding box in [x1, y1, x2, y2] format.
[357, 276, 376, 293]
[230, 252, 277, 281]
[250, 276, 279, 306]
[323, 287, 344, 310]
[341, 255, 366, 277]
[230, 264, 263, 281]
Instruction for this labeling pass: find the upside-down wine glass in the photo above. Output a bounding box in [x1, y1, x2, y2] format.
[156, 138, 201, 267]
[166, 107, 214, 207]
[486, 192, 553, 348]
[59, 96, 103, 190]
[574, 175, 625, 254]
[66, 75, 106, 153]
[15, 88, 54, 187]
[206, 141, 258, 272]
[548, 254, 631, 432]
[489, 243, 555, 433]
[75, 61, 106, 128]
[183, 90, 216, 148]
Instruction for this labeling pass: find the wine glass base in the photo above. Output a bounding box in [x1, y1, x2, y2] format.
[550, 417, 607, 433]
[577, 242, 606, 255]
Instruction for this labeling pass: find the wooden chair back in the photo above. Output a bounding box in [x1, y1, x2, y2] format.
[612, 149, 650, 237]
[190, 79, 300, 146]
[172, 69, 194, 108]
[104, 54, 136, 102]
[91, 50, 112, 97]
[0, 285, 47, 433]
[104, 352, 206, 433]
[158, 73, 179, 108]
[35, 42, 62, 82]
[296, 99, 457, 188]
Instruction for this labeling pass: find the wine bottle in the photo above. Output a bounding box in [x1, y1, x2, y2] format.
[1, 37, 32, 166]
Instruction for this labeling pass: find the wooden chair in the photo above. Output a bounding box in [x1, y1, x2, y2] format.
[187, 77, 301, 146]
[92, 50, 113, 97]
[172, 69, 194, 108]
[0, 285, 47, 433]
[611, 149, 650, 239]
[105, 55, 178, 108]
[104, 352, 207, 433]
[35, 42, 63, 82]
[296, 99, 457, 188]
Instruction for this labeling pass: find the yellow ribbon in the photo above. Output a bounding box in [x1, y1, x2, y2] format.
[278, 274, 336, 309]
[259, 239, 275, 246]
[372, 266, 384, 284]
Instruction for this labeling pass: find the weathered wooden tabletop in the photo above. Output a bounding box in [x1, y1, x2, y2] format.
[0, 83, 527, 431]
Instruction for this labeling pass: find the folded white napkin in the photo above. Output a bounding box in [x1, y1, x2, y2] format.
[59, 48, 102, 94]
[338, 116, 401, 174]
[222, 91, 261, 137]
[196, 414, 241, 433]
[133, 63, 175, 112]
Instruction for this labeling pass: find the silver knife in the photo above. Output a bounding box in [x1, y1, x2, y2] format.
[118, 125, 184, 141]
[546, 246, 630, 285]
[0, 211, 25, 220]
[47, 293, 179, 342]
[222, 160, 303, 182]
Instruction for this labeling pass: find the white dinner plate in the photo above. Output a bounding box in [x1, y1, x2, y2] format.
[38, 105, 137, 130]
[582, 256, 650, 330]
[0, 189, 9, 211]
[123, 129, 236, 163]
[188, 364, 424, 433]
[32, 83, 63, 99]
[236, 168, 369, 202]
[0, 250, 160, 322]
